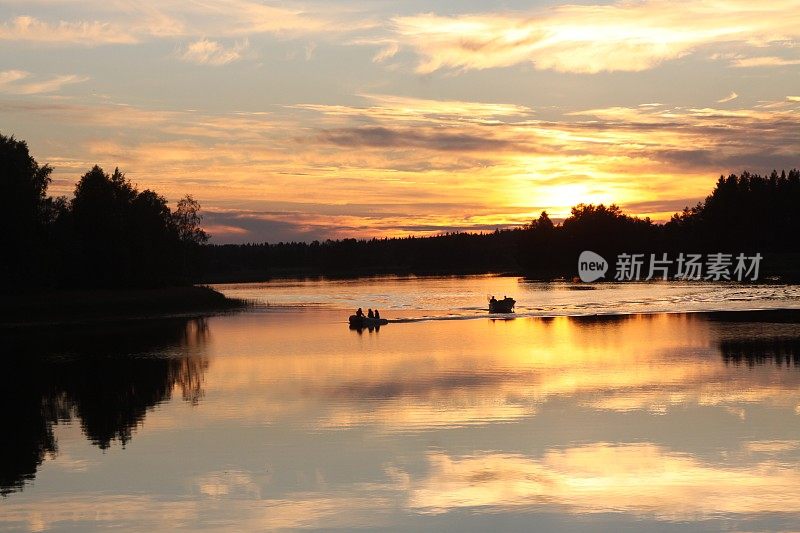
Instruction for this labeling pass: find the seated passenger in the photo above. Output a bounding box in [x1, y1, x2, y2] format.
[374, 309, 380, 319]
[356, 308, 364, 317]
[368, 309, 374, 318]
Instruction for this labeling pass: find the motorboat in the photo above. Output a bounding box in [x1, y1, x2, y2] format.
[488, 296, 515, 313]
[349, 315, 389, 328]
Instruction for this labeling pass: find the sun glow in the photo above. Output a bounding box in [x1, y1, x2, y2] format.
[531, 183, 615, 218]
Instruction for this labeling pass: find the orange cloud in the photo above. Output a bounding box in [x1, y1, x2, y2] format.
[0, 16, 137, 45]
[176, 38, 249, 65]
[731, 56, 800, 68]
[393, 0, 800, 74]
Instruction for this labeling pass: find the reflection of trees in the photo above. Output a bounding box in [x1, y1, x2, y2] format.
[0, 318, 209, 496]
[711, 312, 800, 368]
[569, 313, 641, 326]
[721, 337, 800, 368]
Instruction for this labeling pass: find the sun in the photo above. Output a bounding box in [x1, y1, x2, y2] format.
[537, 183, 612, 216]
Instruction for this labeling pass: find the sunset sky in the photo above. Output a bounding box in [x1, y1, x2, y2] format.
[1, 0, 799, 243]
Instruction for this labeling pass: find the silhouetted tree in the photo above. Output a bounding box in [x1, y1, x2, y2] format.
[71, 166, 137, 286]
[173, 195, 208, 245]
[517, 211, 562, 275]
[0, 134, 56, 286]
[562, 203, 657, 258]
[68, 166, 209, 287]
[666, 170, 800, 254]
[516, 204, 659, 277]
[173, 196, 209, 281]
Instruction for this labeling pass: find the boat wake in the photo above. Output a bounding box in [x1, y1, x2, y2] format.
[387, 305, 800, 324]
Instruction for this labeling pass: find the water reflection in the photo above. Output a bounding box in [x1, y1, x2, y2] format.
[0, 318, 209, 496]
[721, 337, 800, 367]
[402, 443, 800, 517]
[2, 308, 800, 530]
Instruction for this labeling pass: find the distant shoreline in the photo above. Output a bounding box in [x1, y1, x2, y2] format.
[203, 269, 798, 284]
[1, 285, 249, 328]
[199, 261, 800, 284]
[201, 267, 526, 284]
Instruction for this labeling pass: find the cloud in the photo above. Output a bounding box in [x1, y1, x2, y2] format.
[0, 70, 88, 94]
[304, 41, 317, 61]
[202, 211, 332, 243]
[177, 38, 249, 65]
[314, 126, 516, 152]
[200, 0, 363, 36]
[202, 224, 251, 239]
[392, 0, 800, 74]
[373, 42, 399, 63]
[0, 70, 28, 86]
[0, 16, 136, 45]
[12, 74, 88, 95]
[717, 92, 738, 103]
[730, 56, 800, 68]
[0, 1, 370, 49]
[294, 93, 532, 125]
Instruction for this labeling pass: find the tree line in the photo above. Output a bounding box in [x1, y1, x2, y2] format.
[516, 170, 800, 278]
[1, 134, 208, 290]
[4, 131, 799, 287]
[205, 170, 800, 281]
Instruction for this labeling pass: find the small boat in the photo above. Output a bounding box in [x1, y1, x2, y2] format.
[488, 296, 515, 313]
[349, 315, 389, 328]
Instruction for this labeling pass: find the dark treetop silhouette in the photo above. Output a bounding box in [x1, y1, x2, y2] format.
[1, 133, 208, 290]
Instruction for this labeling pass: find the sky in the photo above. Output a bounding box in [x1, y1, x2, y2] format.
[1, 0, 799, 243]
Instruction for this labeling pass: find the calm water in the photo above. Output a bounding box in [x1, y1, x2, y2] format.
[2, 276, 800, 531]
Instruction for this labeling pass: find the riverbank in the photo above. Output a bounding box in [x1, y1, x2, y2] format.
[1, 285, 249, 327]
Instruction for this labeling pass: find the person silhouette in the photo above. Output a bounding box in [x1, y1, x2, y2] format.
[356, 308, 364, 317]
[374, 309, 380, 320]
[368, 309, 374, 318]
